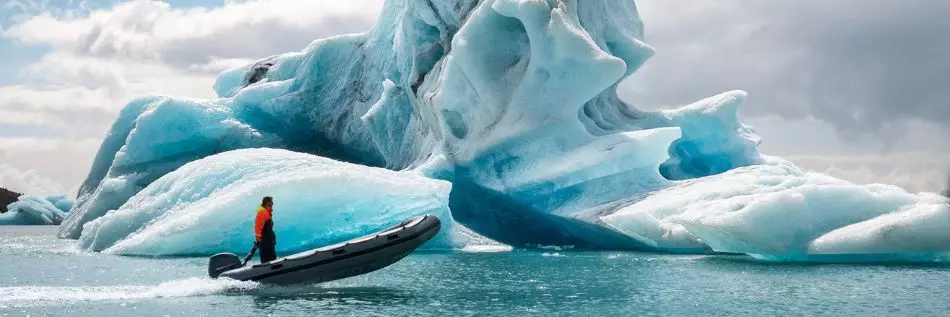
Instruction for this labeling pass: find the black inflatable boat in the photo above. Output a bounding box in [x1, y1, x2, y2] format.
[208, 214, 441, 285]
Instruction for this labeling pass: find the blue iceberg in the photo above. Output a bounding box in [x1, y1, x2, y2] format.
[601, 159, 950, 261]
[57, 96, 278, 238]
[78, 148, 454, 255]
[59, 0, 950, 262]
[1, 195, 73, 225]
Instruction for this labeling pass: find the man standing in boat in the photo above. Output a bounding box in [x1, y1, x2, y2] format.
[255, 196, 277, 263]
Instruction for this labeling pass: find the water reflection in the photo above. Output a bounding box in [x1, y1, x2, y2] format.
[249, 286, 414, 310]
[695, 254, 950, 269]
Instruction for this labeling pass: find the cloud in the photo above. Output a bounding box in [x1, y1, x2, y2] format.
[0, 164, 64, 196]
[0, 0, 385, 193]
[20, 53, 128, 96]
[618, 0, 950, 192]
[188, 56, 255, 73]
[0, 137, 102, 195]
[0, 84, 116, 137]
[747, 116, 950, 192]
[0, 59, 217, 139]
[785, 153, 950, 194]
[0, 0, 947, 195]
[625, 0, 950, 141]
[3, 0, 384, 71]
[1, 0, 386, 119]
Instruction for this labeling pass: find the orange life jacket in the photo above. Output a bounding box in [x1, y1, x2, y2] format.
[254, 205, 273, 242]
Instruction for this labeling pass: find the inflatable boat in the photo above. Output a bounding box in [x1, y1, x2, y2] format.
[208, 214, 441, 285]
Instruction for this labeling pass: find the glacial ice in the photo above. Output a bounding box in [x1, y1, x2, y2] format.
[78, 148, 454, 255]
[602, 158, 950, 261]
[60, 0, 950, 262]
[1, 195, 73, 225]
[57, 96, 278, 238]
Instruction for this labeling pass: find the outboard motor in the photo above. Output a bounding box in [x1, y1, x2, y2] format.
[208, 253, 242, 278]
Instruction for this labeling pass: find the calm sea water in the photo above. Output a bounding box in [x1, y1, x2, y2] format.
[2, 226, 950, 316]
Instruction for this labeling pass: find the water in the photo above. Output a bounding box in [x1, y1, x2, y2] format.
[2, 226, 950, 316]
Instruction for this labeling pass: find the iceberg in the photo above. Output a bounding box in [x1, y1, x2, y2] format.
[57, 96, 280, 238]
[59, 0, 469, 239]
[602, 159, 950, 261]
[60, 0, 760, 246]
[60, 0, 950, 261]
[1, 195, 73, 225]
[78, 148, 454, 255]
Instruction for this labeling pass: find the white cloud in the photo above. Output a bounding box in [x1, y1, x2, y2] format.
[0, 84, 118, 139]
[0, 164, 65, 196]
[18, 52, 222, 99]
[746, 116, 950, 193]
[785, 153, 950, 194]
[0, 137, 102, 195]
[0, 109, 44, 125]
[0, 84, 115, 113]
[3, 0, 384, 70]
[0, 0, 384, 193]
[188, 56, 255, 73]
[21, 53, 128, 96]
[0, 0, 946, 197]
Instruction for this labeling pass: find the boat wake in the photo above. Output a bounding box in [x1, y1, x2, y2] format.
[0, 277, 366, 308]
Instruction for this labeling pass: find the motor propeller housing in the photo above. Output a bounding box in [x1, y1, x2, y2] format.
[208, 253, 242, 278]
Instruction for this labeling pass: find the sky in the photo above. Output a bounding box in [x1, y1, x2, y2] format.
[0, 0, 947, 196]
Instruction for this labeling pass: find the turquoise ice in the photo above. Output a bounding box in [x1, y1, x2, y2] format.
[1, 195, 73, 225]
[601, 158, 950, 261]
[58, 0, 950, 262]
[78, 148, 453, 255]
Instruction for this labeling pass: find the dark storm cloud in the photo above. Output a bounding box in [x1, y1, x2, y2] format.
[626, 0, 950, 141]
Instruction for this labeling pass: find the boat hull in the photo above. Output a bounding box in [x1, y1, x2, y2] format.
[211, 214, 441, 285]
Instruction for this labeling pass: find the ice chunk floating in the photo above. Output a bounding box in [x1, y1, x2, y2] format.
[62, 0, 950, 262]
[78, 148, 453, 255]
[601, 158, 950, 261]
[1, 195, 73, 225]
